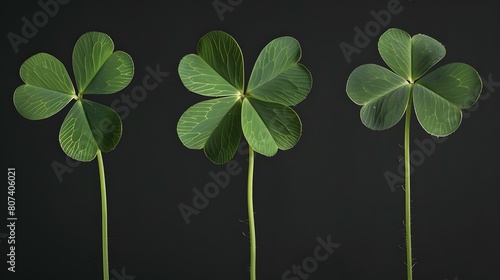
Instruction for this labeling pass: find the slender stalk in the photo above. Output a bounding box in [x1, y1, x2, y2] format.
[405, 89, 413, 280]
[247, 147, 256, 280]
[97, 150, 109, 280]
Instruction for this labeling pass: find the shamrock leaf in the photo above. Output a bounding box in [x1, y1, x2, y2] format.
[14, 31, 134, 161]
[346, 28, 482, 137]
[177, 30, 312, 164]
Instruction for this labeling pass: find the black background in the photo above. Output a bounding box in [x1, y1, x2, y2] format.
[1, 0, 499, 279]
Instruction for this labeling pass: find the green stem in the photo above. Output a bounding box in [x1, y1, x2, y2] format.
[405, 90, 413, 280]
[97, 150, 109, 280]
[247, 147, 256, 280]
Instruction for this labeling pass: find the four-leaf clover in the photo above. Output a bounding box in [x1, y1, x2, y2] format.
[346, 28, 482, 136]
[14, 31, 134, 161]
[345, 28, 483, 279]
[177, 30, 312, 164]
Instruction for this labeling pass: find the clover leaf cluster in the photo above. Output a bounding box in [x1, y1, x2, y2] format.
[177, 30, 312, 164]
[14, 32, 134, 161]
[346, 28, 482, 137]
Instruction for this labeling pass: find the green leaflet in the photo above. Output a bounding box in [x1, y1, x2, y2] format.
[177, 97, 242, 164]
[197, 31, 245, 93]
[13, 53, 75, 120]
[416, 63, 482, 109]
[412, 84, 462, 137]
[19, 53, 75, 94]
[179, 54, 242, 97]
[59, 100, 122, 161]
[73, 32, 134, 95]
[82, 51, 134, 94]
[14, 85, 75, 120]
[247, 37, 312, 106]
[359, 84, 411, 131]
[346, 64, 408, 105]
[242, 98, 301, 157]
[378, 28, 445, 82]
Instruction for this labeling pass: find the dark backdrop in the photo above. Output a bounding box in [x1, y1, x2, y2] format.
[1, 0, 499, 279]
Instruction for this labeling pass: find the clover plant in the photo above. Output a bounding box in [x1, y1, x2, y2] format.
[177, 30, 312, 280]
[346, 28, 482, 279]
[13, 32, 134, 280]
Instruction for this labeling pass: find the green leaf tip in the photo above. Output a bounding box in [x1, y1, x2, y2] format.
[177, 30, 312, 164]
[347, 28, 482, 137]
[14, 31, 134, 162]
